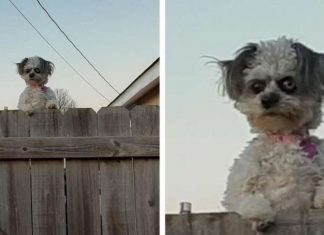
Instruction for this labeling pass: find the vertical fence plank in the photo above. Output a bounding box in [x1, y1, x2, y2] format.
[66, 160, 101, 235]
[0, 110, 32, 234]
[32, 160, 65, 235]
[29, 109, 66, 235]
[60, 108, 97, 136]
[0, 161, 32, 235]
[131, 106, 160, 235]
[130, 106, 159, 136]
[63, 108, 101, 235]
[0, 110, 29, 137]
[98, 107, 136, 235]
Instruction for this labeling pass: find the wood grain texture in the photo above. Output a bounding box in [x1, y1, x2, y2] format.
[98, 107, 131, 136]
[66, 160, 101, 235]
[134, 159, 159, 235]
[131, 105, 159, 235]
[101, 159, 136, 235]
[99, 107, 136, 235]
[60, 108, 97, 136]
[130, 106, 159, 136]
[31, 160, 66, 235]
[0, 161, 32, 235]
[0, 110, 29, 137]
[29, 110, 66, 235]
[0, 136, 159, 159]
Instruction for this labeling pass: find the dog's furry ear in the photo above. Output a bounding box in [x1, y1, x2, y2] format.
[218, 43, 257, 100]
[292, 42, 324, 95]
[39, 58, 55, 76]
[16, 58, 28, 75]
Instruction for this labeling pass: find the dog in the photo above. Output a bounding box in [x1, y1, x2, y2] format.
[17, 56, 58, 113]
[218, 37, 324, 231]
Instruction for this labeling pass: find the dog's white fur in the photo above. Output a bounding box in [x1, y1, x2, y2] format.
[17, 56, 58, 112]
[219, 37, 324, 230]
[18, 86, 58, 111]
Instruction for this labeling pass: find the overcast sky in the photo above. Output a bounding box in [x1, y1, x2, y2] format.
[0, 0, 158, 111]
[166, 0, 324, 213]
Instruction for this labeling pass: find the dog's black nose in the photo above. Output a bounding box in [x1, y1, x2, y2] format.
[29, 73, 35, 78]
[261, 93, 280, 109]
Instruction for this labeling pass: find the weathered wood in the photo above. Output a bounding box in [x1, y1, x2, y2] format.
[134, 159, 159, 235]
[29, 109, 62, 137]
[0, 161, 32, 235]
[130, 106, 159, 136]
[101, 159, 137, 235]
[66, 160, 101, 235]
[99, 107, 136, 235]
[0, 136, 159, 159]
[131, 105, 159, 235]
[0, 110, 29, 137]
[166, 211, 324, 235]
[29, 110, 66, 235]
[31, 160, 66, 235]
[60, 108, 97, 136]
[98, 107, 131, 136]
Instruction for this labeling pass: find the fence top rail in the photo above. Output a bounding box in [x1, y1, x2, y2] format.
[0, 136, 159, 159]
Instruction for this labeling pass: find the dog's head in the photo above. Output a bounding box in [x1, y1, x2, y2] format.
[17, 56, 54, 86]
[218, 37, 324, 133]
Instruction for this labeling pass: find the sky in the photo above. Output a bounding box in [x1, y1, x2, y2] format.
[166, 0, 324, 213]
[0, 0, 159, 111]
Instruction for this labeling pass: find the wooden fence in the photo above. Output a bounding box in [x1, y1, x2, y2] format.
[166, 211, 324, 235]
[0, 106, 159, 235]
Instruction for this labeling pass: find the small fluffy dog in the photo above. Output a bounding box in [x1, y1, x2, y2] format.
[218, 37, 324, 231]
[17, 56, 58, 112]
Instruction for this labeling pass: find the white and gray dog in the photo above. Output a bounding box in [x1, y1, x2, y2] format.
[218, 37, 324, 231]
[17, 56, 58, 112]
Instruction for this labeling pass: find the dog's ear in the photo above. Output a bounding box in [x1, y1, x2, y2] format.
[218, 43, 257, 100]
[16, 58, 28, 75]
[39, 57, 55, 76]
[45, 60, 55, 76]
[292, 42, 324, 95]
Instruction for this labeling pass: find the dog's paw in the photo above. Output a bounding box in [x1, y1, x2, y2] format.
[46, 103, 58, 109]
[251, 219, 274, 232]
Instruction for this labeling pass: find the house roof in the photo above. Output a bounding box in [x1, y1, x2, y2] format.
[108, 58, 159, 107]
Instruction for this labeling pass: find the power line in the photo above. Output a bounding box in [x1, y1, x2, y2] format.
[8, 0, 110, 102]
[36, 0, 120, 95]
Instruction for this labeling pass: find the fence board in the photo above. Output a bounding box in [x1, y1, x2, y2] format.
[0, 136, 159, 159]
[60, 108, 97, 136]
[130, 106, 159, 136]
[0, 110, 29, 137]
[29, 110, 66, 235]
[101, 159, 137, 235]
[131, 105, 160, 235]
[0, 161, 32, 235]
[134, 159, 159, 235]
[99, 107, 136, 235]
[32, 160, 66, 235]
[98, 107, 131, 136]
[66, 160, 101, 235]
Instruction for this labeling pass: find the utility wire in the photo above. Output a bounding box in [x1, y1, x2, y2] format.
[8, 0, 110, 102]
[36, 0, 120, 95]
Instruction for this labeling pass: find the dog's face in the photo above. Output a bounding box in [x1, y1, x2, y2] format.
[219, 37, 324, 133]
[17, 56, 54, 86]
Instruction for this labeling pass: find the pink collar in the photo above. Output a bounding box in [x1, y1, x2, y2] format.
[266, 133, 318, 160]
[30, 85, 48, 93]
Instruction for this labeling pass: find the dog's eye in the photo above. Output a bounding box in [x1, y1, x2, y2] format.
[25, 69, 31, 73]
[34, 68, 40, 73]
[278, 77, 296, 93]
[251, 81, 266, 94]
